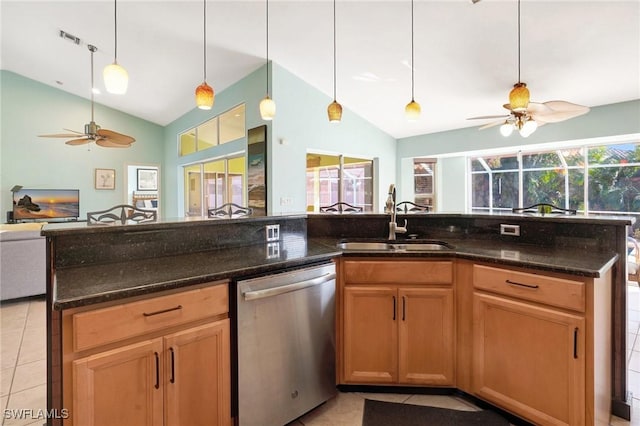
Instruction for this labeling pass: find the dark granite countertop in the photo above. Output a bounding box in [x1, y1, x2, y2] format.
[332, 238, 618, 277]
[53, 234, 618, 311]
[53, 237, 341, 310]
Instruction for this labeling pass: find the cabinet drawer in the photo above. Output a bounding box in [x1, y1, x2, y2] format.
[473, 265, 585, 312]
[343, 260, 453, 285]
[73, 282, 228, 351]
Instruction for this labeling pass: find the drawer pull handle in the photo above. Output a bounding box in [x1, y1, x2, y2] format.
[505, 279, 539, 289]
[143, 305, 183, 317]
[392, 296, 396, 321]
[573, 328, 579, 359]
[154, 352, 160, 389]
[170, 347, 175, 384]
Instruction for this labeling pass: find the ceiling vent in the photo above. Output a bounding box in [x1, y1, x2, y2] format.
[59, 30, 81, 45]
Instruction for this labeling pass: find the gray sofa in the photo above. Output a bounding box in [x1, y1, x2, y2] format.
[0, 223, 46, 301]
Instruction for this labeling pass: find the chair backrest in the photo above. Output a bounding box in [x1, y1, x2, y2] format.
[87, 204, 157, 225]
[628, 237, 640, 281]
[512, 203, 577, 216]
[207, 203, 253, 218]
[319, 202, 363, 213]
[395, 201, 430, 214]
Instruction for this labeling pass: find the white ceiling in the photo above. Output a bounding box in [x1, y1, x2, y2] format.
[1, 0, 638, 139]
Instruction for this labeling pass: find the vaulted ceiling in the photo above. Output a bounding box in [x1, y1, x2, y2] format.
[1, 0, 638, 139]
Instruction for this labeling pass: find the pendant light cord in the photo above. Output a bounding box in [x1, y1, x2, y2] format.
[113, 0, 118, 61]
[203, 0, 207, 82]
[332, 0, 336, 101]
[517, 0, 521, 83]
[266, 0, 269, 96]
[410, 0, 415, 101]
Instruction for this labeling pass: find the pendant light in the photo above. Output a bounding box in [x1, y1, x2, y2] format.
[195, 0, 214, 110]
[405, 0, 420, 121]
[103, 0, 129, 94]
[259, 0, 276, 120]
[327, 0, 342, 123]
[508, 0, 529, 112]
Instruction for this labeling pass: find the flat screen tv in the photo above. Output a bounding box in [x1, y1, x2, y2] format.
[13, 189, 80, 221]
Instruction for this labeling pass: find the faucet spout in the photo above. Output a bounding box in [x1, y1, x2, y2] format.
[386, 184, 407, 240]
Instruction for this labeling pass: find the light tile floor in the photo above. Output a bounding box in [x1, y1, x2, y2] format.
[1, 292, 640, 425]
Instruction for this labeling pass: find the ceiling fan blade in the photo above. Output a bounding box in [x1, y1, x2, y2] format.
[63, 128, 83, 134]
[96, 138, 132, 148]
[543, 100, 590, 113]
[467, 115, 509, 120]
[526, 102, 553, 115]
[478, 120, 505, 130]
[65, 138, 90, 146]
[39, 133, 85, 138]
[97, 129, 136, 144]
[532, 109, 590, 123]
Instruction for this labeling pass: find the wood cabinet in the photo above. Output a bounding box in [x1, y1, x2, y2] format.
[470, 263, 611, 426]
[339, 259, 454, 386]
[63, 282, 231, 426]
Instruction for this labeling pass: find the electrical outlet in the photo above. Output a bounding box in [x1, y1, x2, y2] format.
[266, 224, 280, 242]
[500, 224, 520, 236]
[280, 197, 293, 206]
[266, 242, 280, 259]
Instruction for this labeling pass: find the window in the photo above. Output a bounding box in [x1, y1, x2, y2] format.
[306, 153, 373, 212]
[413, 158, 436, 208]
[179, 104, 245, 156]
[469, 142, 640, 220]
[183, 154, 246, 217]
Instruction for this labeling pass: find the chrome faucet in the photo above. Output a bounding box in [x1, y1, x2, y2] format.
[385, 184, 407, 240]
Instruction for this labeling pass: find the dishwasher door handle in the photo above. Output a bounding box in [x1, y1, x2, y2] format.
[243, 272, 336, 301]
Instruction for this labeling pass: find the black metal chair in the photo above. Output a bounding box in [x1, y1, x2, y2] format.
[208, 203, 253, 218]
[395, 201, 431, 213]
[319, 202, 363, 213]
[87, 204, 157, 225]
[512, 203, 577, 216]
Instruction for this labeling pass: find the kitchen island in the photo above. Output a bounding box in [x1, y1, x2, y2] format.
[43, 212, 630, 425]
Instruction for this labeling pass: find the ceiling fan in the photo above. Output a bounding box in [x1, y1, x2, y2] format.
[468, 0, 590, 137]
[39, 44, 135, 148]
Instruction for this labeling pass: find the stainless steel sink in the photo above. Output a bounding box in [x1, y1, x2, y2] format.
[336, 240, 452, 251]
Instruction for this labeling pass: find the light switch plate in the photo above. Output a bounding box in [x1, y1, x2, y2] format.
[266, 224, 280, 242]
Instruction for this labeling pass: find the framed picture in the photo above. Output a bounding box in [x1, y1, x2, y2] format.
[247, 125, 267, 216]
[137, 168, 158, 191]
[95, 168, 116, 190]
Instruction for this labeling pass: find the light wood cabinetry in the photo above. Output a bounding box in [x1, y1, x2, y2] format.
[63, 282, 231, 426]
[470, 263, 611, 426]
[339, 259, 455, 386]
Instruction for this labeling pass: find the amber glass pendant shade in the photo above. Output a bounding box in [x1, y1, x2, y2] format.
[509, 82, 530, 112]
[260, 96, 276, 120]
[405, 100, 421, 121]
[195, 82, 214, 110]
[327, 100, 343, 122]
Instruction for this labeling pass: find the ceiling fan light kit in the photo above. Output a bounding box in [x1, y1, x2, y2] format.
[103, 0, 128, 94]
[196, 0, 214, 110]
[467, 0, 590, 138]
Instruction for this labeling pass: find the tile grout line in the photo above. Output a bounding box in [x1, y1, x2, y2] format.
[1, 302, 29, 426]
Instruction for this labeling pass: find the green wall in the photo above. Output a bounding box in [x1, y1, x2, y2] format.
[162, 62, 397, 217]
[0, 70, 164, 220]
[3, 67, 638, 220]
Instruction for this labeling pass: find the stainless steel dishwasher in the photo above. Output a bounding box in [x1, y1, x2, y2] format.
[236, 263, 337, 426]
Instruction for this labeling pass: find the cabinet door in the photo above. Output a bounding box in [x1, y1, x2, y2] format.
[473, 293, 585, 426]
[164, 319, 231, 426]
[398, 287, 455, 385]
[72, 338, 164, 426]
[343, 286, 397, 383]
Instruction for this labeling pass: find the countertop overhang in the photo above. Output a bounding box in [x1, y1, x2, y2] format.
[52, 236, 618, 310]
